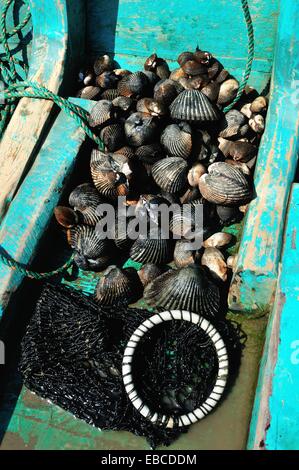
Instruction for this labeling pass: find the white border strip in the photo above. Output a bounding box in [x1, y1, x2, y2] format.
[122, 310, 229, 428]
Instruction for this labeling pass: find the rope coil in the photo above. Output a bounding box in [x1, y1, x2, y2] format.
[0, 0, 255, 280]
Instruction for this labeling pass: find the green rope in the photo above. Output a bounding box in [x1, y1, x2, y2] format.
[0, 0, 255, 281]
[0, 0, 31, 135]
[223, 0, 255, 112]
[4, 81, 105, 148]
[0, 250, 75, 279]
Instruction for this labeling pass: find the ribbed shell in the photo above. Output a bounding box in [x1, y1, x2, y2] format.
[76, 86, 102, 100]
[174, 240, 199, 268]
[68, 225, 112, 271]
[144, 265, 220, 319]
[151, 157, 188, 193]
[135, 143, 164, 169]
[100, 123, 125, 152]
[170, 90, 219, 122]
[114, 146, 135, 159]
[113, 218, 134, 251]
[88, 100, 114, 127]
[130, 234, 173, 265]
[100, 88, 120, 101]
[69, 183, 103, 210]
[124, 112, 159, 147]
[161, 123, 192, 159]
[170, 205, 208, 241]
[117, 71, 149, 98]
[135, 143, 164, 174]
[95, 266, 142, 305]
[90, 149, 129, 199]
[79, 206, 103, 226]
[198, 162, 252, 206]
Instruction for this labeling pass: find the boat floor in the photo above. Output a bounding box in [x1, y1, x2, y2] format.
[0, 280, 267, 450]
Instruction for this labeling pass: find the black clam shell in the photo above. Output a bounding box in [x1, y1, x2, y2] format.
[151, 157, 188, 193]
[95, 266, 142, 305]
[174, 239, 200, 268]
[170, 89, 220, 122]
[69, 183, 103, 210]
[101, 88, 120, 101]
[88, 100, 114, 128]
[90, 149, 130, 199]
[117, 71, 149, 98]
[161, 123, 192, 160]
[198, 162, 252, 206]
[137, 263, 166, 287]
[100, 123, 125, 152]
[94, 55, 114, 76]
[124, 112, 159, 147]
[68, 225, 113, 271]
[143, 264, 220, 319]
[130, 233, 173, 265]
[76, 86, 102, 100]
[154, 79, 180, 106]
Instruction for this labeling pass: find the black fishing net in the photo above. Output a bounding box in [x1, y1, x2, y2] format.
[19, 283, 244, 448]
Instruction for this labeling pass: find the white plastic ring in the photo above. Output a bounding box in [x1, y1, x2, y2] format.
[122, 310, 229, 428]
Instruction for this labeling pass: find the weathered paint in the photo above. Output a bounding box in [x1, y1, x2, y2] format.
[0, 0, 291, 451]
[248, 184, 299, 449]
[0, 314, 267, 450]
[0, 0, 32, 82]
[0, 0, 85, 221]
[228, 0, 299, 312]
[86, 0, 279, 91]
[0, 99, 93, 318]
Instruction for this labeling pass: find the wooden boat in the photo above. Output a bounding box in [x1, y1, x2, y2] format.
[0, 0, 299, 450]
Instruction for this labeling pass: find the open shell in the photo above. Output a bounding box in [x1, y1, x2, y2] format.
[67, 225, 113, 271]
[90, 149, 130, 199]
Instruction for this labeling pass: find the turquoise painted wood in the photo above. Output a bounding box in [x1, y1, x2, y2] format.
[228, 0, 299, 312]
[248, 183, 299, 450]
[0, 0, 32, 82]
[86, 0, 278, 91]
[0, 0, 296, 451]
[0, 98, 93, 319]
[0, 0, 85, 222]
